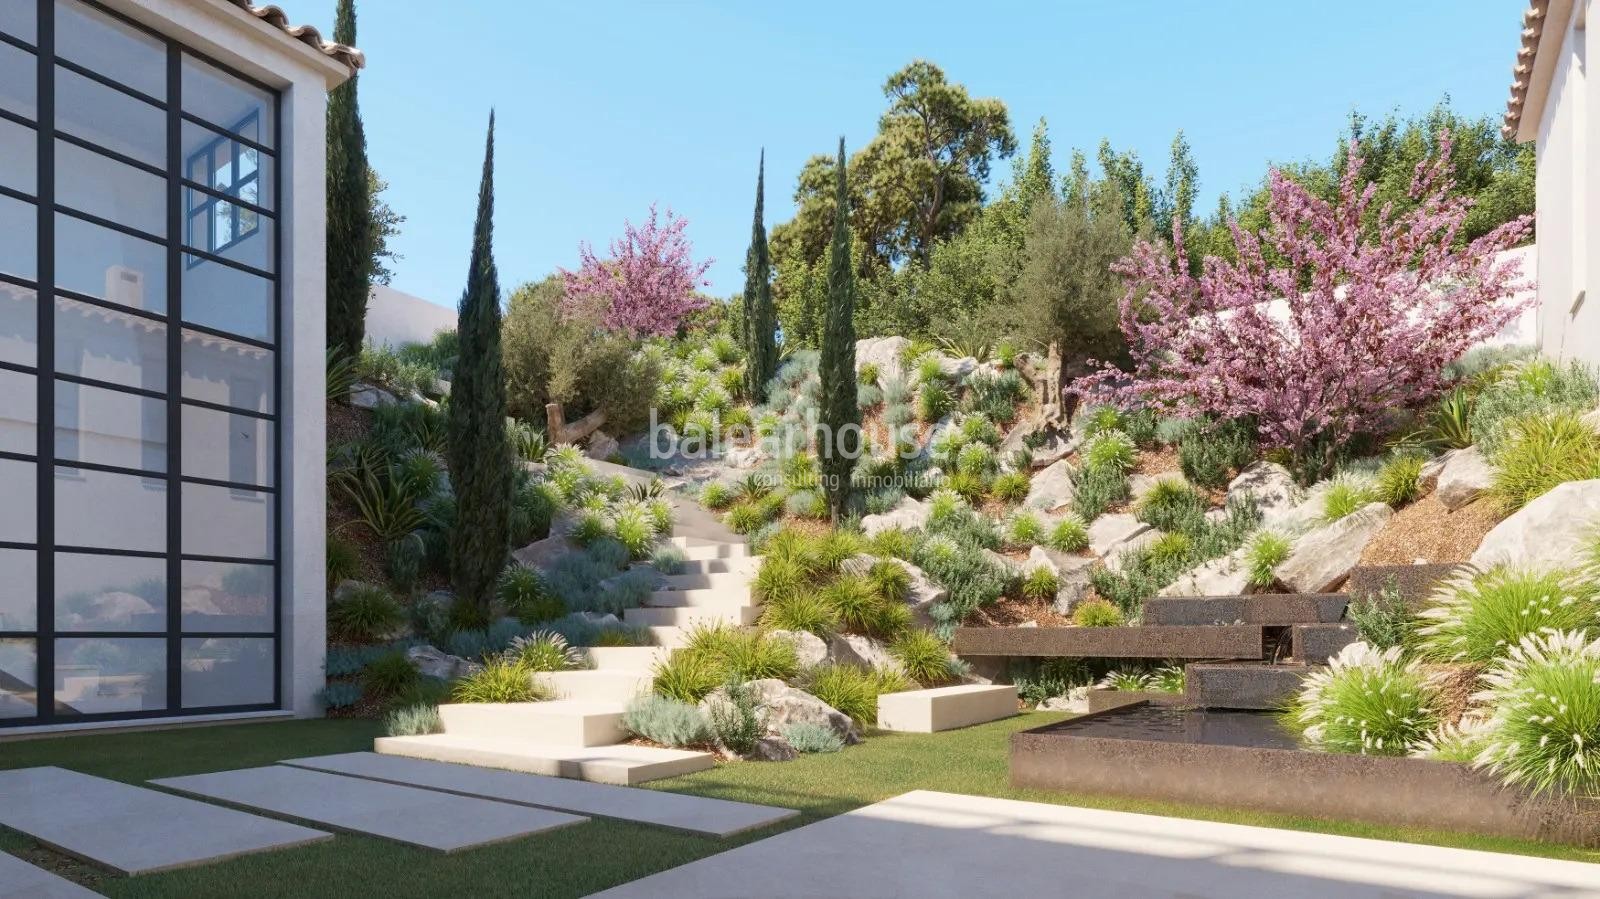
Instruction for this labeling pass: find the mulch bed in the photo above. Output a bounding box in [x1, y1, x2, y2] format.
[967, 595, 1073, 628]
[1358, 493, 1504, 566]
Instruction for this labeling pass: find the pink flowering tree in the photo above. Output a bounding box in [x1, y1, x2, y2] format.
[561, 205, 713, 337]
[1076, 132, 1533, 475]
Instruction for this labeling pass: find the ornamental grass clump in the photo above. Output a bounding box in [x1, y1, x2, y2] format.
[1021, 567, 1060, 603]
[1374, 454, 1425, 507]
[451, 657, 552, 703]
[1134, 479, 1207, 535]
[1007, 510, 1044, 547]
[1320, 473, 1377, 522]
[889, 630, 964, 686]
[1243, 530, 1291, 588]
[1472, 630, 1600, 795]
[1488, 412, 1600, 512]
[1470, 359, 1599, 457]
[1285, 641, 1437, 756]
[1072, 598, 1123, 627]
[991, 471, 1031, 504]
[1047, 515, 1090, 552]
[505, 630, 583, 673]
[1416, 566, 1598, 664]
[383, 703, 442, 737]
[1083, 430, 1137, 474]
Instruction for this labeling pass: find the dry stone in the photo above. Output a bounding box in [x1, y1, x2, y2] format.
[855, 336, 911, 382]
[1227, 462, 1298, 528]
[406, 645, 483, 680]
[1435, 446, 1494, 511]
[1418, 449, 1456, 493]
[1277, 502, 1394, 593]
[892, 559, 947, 626]
[861, 496, 931, 537]
[828, 634, 901, 673]
[1087, 514, 1152, 559]
[1026, 546, 1096, 613]
[1160, 548, 1252, 597]
[348, 383, 399, 409]
[1471, 479, 1600, 572]
[771, 630, 828, 668]
[701, 679, 861, 744]
[1025, 459, 1075, 512]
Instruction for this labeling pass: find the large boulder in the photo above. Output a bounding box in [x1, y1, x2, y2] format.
[348, 382, 399, 409]
[828, 634, 901, 673]
[937, 355, 980, 381]
[855, 336, 911, 382]
[1087, 514, 1152, 559]
[771, 630, 828, 668]
[1277, 502, 1394, 593]
[1025, 459, 1075, 512]
[892, 559, 948, 626]
[512, 534, 578, 569]
[701, 679, 862, 744]
[1028, 434, 1078, 470]
[1026, 546, 1096, 613]
[1160, 547, 1253, 597]
[585, 430, 620, 462]
[1435, 446, 1494, 511]
[861, 496, 931, 537]
[406, 644, 482, 680]
[1471, 479, 1600, 572]
[1227, 462, 1298, 528]
[1418, 449, 1457, 493]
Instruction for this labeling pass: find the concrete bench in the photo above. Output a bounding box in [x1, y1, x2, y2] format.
[877, 685, 1018, 733]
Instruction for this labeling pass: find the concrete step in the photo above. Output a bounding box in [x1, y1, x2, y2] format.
[657, 571, 756, 592]
[1292, 623, 1360, 663]
[1185, 663, 1308, 711]
[625, 605, 761, 628]
[877, 685, 1019, 733]
[1142, 594, 1347, 626]
[437, 700, 626, 747]
[670, 535, 741, 549]
[647, 588, 757, 609]
[583, 646, 672, 671]
[646, 626, 690, 649]
[674, 557, 761, 576]
[680, 543, 750, 561]
[375, 734, 714, 785]
[537, 670, 654, 703]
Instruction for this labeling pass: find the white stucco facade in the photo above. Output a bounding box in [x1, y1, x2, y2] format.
[366, 284, 454, 349]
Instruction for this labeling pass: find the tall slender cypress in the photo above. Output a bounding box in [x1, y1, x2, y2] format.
[818, 138, 860, 521]
[325, 0, 372, 358]
[447, 113, 512, 609]
[744, 151, 777, 401]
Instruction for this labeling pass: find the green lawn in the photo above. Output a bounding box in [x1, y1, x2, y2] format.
[4, 713, 1600, 898]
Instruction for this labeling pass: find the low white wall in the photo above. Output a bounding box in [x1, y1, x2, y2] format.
[366, 285, 455, 348]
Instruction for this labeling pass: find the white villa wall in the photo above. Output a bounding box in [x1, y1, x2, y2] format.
[366, 284, 455, 348]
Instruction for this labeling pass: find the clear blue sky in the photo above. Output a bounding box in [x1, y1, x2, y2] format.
[289, 0, 1524, 308]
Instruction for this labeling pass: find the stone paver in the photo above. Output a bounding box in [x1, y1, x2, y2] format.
[0, 850, 103, 898]
[0, 767, 329, 875]
[151, 766, 585, 853]
[283, 752, 797, 837]
[589, 790, 1600, 898]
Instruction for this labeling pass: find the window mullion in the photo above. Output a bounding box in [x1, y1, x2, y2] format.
[163, 39, 181, 714]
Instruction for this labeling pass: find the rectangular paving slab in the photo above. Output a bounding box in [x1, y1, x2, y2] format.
[282, 752, 798, 837]
[151, 766, 586, 853]
[0, 850, 104, 897]
[0, 767, 330, 875]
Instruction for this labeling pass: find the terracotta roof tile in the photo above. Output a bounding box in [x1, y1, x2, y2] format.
[1503, 0, 1548, 139]
[221, 1, 365, 72]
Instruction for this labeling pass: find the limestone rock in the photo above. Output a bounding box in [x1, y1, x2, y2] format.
[855, 336, 911, 382]
[1103, 529, 1162, 574]
[772, 629, 828, 668]
[745, 736, 798, 762]
[1129, 472, 1187, 505]
[1026, 546, 1096, 613]
[1088, 514, 1152, 559]
[1227, 462, 1298, 528]
[725, 444, 767, 470]
[1027, 434, 1078, 470]
[406, 644, 482, 680]
[828, 634, 901, 673]
[1418, 450, 1456, 493]
[1277, 502, 1394, 593]
[701, 679, 862, 744]
[348, 382, 399, 409]
[512, 535, 578, 569]
[892, 559, 948, 626]
[861, 496, 931, 537]
[1471, 479, 1600, 572]
[1160, 547, 1253, 597]
[1037, 687, 1090, 713]
[585, 430, 620, 462]
[1025, 459, 1075, 512]
[937, 355, 979, 381]
[962, 656, 1009, 686]
[1435, 446, 1494, 511]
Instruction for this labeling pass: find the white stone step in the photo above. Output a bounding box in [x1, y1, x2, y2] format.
[657, 571, 755, 592]
[537, 669, 654, 703]
[625, 605, 761, 628]
[375, 734, 714, 785]
[670, 535, 742, 549]
[583, 646, 672, 671]
[648, 588, 757, 609]
[437, 700, 626, 747]
[674, 557, 761, 576]
[876, 685, 1019, 733]
[647, 626, 690, 649]
[680, 543, 749, 561]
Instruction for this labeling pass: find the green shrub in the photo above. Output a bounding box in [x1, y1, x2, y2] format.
[1285, 642, 1437, 756]
[781, 721, 845, 753]
[916, 355, 946, 384]
[1083, 430, 1136, 474]
[319, 680, 363, 709]
[761, 591, 840, 637]
[1474, 630, 1600, 795]
[867, 559, 912, 604]
[1470, 358, 1599, 457]
[1081, 405, 1122, 438]
[1021, 567, 1060, 602]
[1321, 475, 1376, 522]
[726, 501, 770, 534]
[945, 470, 988, 503]
[1488, 412, 1600, 512]
[1179, 419, 1256, 488]
[497, 564, 563, 624]
[1146, 532, 1194, 567]
[383, 703, 442, 737]
[506, 630, 583, 672]
[328, 584, 404, 643]
[1011, 657, 1091, 704]
[707, 679, 766, 756]
[451, 658, 551, 703]
[858, 361, 881, 385]
[1243, 531, 1290, 588]
[822, 576, 903, 638]
[1046, 515, 1089, 553]
[868, 527, 917, 560]
[754, 555, 808, 606]
[651, 650, 722, 704]
[785, 489, 829, 520]
[360, 651, 420, 697]
[1374, 454, 1425, 507]
[889, 630, 961, 686]
[991, 471, 1031, 504]
[1133, 479, 1207, 534]
[1346, 578, 1413, 650]
[1072, 598, 1124, 627]
[701, 482, 736, 510]
[683, 624, 801, 682]
[1410, 386, 1476, 450]
[651, 544, 687, 575]
[803, 663, 882, 725]
[1007, 511, 1044, 547]
[956, 442, 996, 477]
[326, 534, 360, 590]
[918, 382, 953, 422]
[884, 402, 915, 428]
[814, 531, 867, 571]
[1417, 566, 1598, 664]
[623, 694, 711, 748]
[1122, 409, 1160, 448]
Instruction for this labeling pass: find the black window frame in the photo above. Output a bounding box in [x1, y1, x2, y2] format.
[0, 0, 284, 730]
[183, 110, 261, 265]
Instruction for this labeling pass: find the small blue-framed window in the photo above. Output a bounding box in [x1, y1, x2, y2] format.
[184, 111, 260, 265]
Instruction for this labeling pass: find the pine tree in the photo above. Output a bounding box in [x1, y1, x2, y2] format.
[446, 113, 513, 610]
[818, 138, 861, 521]
[743, 151, 778, 402]
[324, 0, 372, 358]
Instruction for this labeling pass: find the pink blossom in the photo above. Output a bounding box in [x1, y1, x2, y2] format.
[1075, 132, 1533, 457]
[561, 205, 713, 338]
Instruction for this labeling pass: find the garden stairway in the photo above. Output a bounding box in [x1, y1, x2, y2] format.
[377, 534, 763, 784]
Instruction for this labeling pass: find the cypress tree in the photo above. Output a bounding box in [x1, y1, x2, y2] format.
[446, 113, 513, 609]
[744, 150, 777, 401]
[325, 0, 372, 358]
[818, 138, 861, 521]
